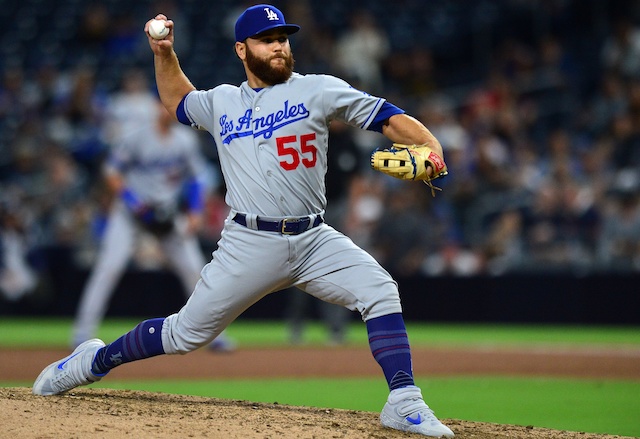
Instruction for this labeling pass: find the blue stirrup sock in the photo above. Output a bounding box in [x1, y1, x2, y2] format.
[366, 313, 415, 391]
[91, 318, 165, 375]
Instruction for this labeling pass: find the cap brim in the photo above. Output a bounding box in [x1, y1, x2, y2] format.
[248, 24, 300, 39]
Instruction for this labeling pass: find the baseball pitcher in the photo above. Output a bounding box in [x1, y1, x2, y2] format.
[34, 5, 452, 437]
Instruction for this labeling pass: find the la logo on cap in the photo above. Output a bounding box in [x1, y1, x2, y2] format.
[234, 4, 300, 42]
[265, 7, 279, 21]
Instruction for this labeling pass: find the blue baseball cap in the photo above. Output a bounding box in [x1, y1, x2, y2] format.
[235, 4, 300, 42]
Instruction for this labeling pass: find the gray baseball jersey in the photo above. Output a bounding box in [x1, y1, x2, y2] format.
[161, 73, 401, 354]
[183, 73, 384, 216]
[106, 123, 208, 210]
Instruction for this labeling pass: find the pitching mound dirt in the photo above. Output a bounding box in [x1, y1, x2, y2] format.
[3, 345, 639, 437]
[1, 387, 634, 439]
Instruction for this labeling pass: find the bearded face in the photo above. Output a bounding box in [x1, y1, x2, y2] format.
[245, 44, 295, 85]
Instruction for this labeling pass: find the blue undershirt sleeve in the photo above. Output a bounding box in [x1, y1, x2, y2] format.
[176, 94, 190, 126]
[367, 102, 405, 133]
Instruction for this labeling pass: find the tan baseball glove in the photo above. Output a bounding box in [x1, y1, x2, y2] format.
[370, 143, 448, 196]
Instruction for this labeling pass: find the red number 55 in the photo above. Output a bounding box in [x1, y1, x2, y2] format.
[276, 133, 317, 171]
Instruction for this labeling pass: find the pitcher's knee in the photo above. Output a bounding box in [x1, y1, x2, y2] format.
[161, 313, 219, 354]
[360, 290, 402, 321]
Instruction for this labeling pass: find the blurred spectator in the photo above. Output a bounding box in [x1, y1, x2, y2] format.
[372, 184, 435, 277]
[0, 67, 33, 167]
[37, 147, 92, 246]
[419, 96, 470, 156]
[0, 197, 38, 301]
[601, 18, 640, 79]
[526, 34, 579, 135]
[29, 62, 61, 120]
[338, 172, 386, 253]
[421, 243, 484, 277]
[75, 2, 111, 56]
[584, 72, 628, 136]
[482, 209, 525, 275]
[325, 122, 363, 209]
[1, 139, 93, 300]
[285, 1, 337, 75]
[4, 139, 49, 225]
[103, 12, 144, 62]
[521, 183, 568, 269]
[576, 137, 615, 204]
[460, 69, 521, 139]
[520, 168, 599, 272]
[47, 66, 109, 172]
[383, 45, 437, 106]
[474, 131, 514, 193]
[418, 97, 476, 243]
[608, 110, 640, 169]
[538, 128, 582, 180]
[334, 9, 390, 93]
[597, 170, 640, 271]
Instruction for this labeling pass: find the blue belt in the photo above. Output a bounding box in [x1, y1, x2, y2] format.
[232, 213, 323, 235]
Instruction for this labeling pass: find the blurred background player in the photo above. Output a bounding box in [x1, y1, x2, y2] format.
[71, 99, 234, 352]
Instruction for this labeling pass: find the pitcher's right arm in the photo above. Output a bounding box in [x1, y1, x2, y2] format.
[144, 14, 196, 118]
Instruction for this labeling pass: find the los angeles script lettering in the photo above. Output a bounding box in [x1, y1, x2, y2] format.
[220, 100, 310, 144]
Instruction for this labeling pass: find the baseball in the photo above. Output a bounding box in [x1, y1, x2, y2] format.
[148, 19, 169, 39]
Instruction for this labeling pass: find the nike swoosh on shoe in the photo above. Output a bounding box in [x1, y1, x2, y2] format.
[57, 352, 82, 370]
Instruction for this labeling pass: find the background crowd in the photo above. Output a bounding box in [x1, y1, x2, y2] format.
[2, 0, 640, 304]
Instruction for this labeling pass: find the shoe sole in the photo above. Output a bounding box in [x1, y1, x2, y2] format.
[381, 412, 454, 437]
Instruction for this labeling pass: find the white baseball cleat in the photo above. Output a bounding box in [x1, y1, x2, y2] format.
[381, 386, 455, 437]
[33, 338, 107, 396]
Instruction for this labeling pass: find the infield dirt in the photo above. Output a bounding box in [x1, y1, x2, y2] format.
[1, 345, 639, 438]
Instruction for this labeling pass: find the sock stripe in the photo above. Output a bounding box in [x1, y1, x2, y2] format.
[369, 336, 406, 345]
[123, 331, 139, 359]
[368, 330, 407, 339]
[372, 348, 411, 362]
[371, 344, 411, 358]
[132, 323, 147, 357]
[369, 334, 410, 356]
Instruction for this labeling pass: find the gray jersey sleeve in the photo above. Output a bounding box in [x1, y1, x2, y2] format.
[318, 75, 386, 129]
[182, 86, 233, 134]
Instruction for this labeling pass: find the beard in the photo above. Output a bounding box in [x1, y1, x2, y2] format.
[245, 46, 294, 85]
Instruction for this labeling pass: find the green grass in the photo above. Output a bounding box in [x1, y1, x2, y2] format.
[2, 318, 640, 436]
[436, 377, 640, 437]
[2, 317, 640, 348]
